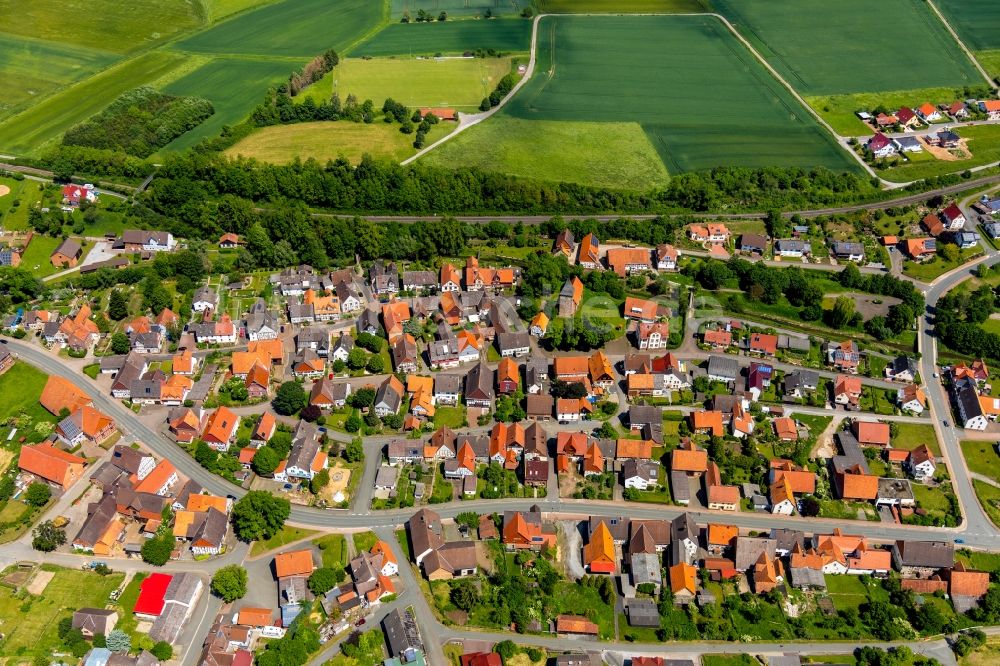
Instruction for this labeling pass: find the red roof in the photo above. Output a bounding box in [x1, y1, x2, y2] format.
[134, 573, 172, 616]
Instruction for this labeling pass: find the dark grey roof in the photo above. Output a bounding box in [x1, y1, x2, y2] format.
[952, 377, 983, 424]
[670, 513, 698, 544]
[706, 355, 739, 380]
[734, 536, 777, 572]
[382, 607, 422, 658]
[893, 540, 954, 569]
[496, 331, 530, 352]
[194, 507, 228, 547]
[628, 405, 661, 427]
[670, 470, 690, 503]
[625, 597, 659, 627]
[434, 373, 463, 394]
[889, 355, 917, 376]
[287, 421, 320, 472]
[73, 496, 118, 548]
[465, 361, 494, 401]
[769, 529, 805, 553]
[402, 270, 437, 287]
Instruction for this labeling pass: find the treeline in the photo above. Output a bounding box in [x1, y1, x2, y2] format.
[63, 87, 214, 158]
[249, 88, 377, 126]
[479, 72, 518, 111]
[288, 49, 339, 97]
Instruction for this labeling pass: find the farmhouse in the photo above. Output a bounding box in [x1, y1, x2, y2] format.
[51, 238, 83, 268]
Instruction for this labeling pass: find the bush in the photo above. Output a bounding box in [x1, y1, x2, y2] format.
[151, 642, 173, 661]
[24, 482, 51, 507]
[211, 565, 248, 602]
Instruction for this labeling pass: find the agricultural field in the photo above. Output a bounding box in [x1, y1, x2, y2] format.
[878, 124, 1000, 183]
[302, 56, 514, 111]
[424, 15, 856, 190]
[352, 18, 532, 56]
[201, 0, 277, 22]
[537, 0, 704, 11]
[0, 35, 118, 122]
[161, 58, 298, 152]
[226, 119, 456, 165]
[978, 51, 1000, 79]
[934, 0, 1000, 51]
[805, 86, 979, 137]
[712, 0, 984, 95]
[423, 116, 669, 190]
[0, 51, 185, 155]
[392, 0, 520, 18]
[0, 0, 202, 54]
[177, 0, 386, 57]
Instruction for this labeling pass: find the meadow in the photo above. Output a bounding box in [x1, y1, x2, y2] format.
[302, 56, 514, 110]
[0, 52, 185, 155]
[351, 18, 532, 56]
[0, 35, 118, 121]
[711, 0, 984, 95]
[391, 0, 519, 18]
[177, 0, 386, 57]
[878, 124, 1000, 183]
[934, 0, 1000, 51]
[226, 119, 456, 164]
[0, 178, 43, 231]
[201, 0, 277, 22]
[161, 58, 298, 152]
[0, 0, 202, 53]
[537, 0, 704, 11]
[805, 86, 979, 136]
[425, 15, 856, 189]
[976, 51, 1000, 79]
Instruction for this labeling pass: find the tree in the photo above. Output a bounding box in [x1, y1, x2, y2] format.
[252, 446, 281, 476]
[345, 413, 362, 433]
[595, 421, 617, 439]
[110, 331, 130, 354]
[344, 438, 364, 463]
[151, 642, 174, 661]
[826, 296, 856, 329]
[365, 354, 384, 374]
[450, 578, 479, 611]
[24, 482, 51, 507]
[346, 347, 367, 370]
[273, 381, 306, 415]
[310, 468, 330, 494]
[32, 520, 66, 552]
[108, 289, 128, 320]
[307, 567, 338, 595]
[939, 243, 960, 263]
[231, 491, 291, 542]
[211, 565, 248, 602]
[495, 640, 517, 660]
[106, 630, 131, 653]
[300, 404, 322, 422]
[141, 534, 173, 565]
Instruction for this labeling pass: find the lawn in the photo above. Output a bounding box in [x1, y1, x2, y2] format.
[902, 247, 984, 281]
[225, 119, 455, 165]
[893, 422, 940, 456]
[0, 0, 202, 54]
[934, 0, 1000, 51]
[824, 572, 886, 611]
[313, 533, 347, 569]
[395, 528, 411, 561]
[0, 361, 54, 427]
[391, 0, 522, 18]
[0, 51, 186, 155]
[0, 567, 124, 657]
[301, 56, 514, 112]
[713, 0, 984, 95]
[805, 86, 982, 136]
[0, 177, 42, 231]
[961, 439, 1000, 481]
[538, 0, 704, 11]
[249, 525, 319, 557]
[352, 18, 532, 57]
[20, 234, 69, 279]
[424, 15, 857, 190]
[955, 549, 1000, 573]
[973, 479, 1000, 528]
[353, 531, 378, 553]
[879, 124, 1000, 183]
[702, 657, 755, 666]
[177, 0, 387, 58]
[553, 580, 615, 639]
[433, 405, 468, 429]
[161, 58, 300, 152]
[912, 482, 953, 514]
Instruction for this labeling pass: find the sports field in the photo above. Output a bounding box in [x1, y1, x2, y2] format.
[537, 0, 704, 11]
[391, 0, 520, 18]
[712, 0, 984, 95]
[0, 34, 118, 121]
[0, 51, 186, 155]
[161, 58, 296, 152]
[934, 0, 1000, 51]
[425, 15, 856, 188]
[177, 0, 386, 57]
[351, 18, 532, 56]
[226, 120, 456, 164]
[423, 117, 669, 190]
[302, 57, 513, 111]
[0, 0, 202, 54]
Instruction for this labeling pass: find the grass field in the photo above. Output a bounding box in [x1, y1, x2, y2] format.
[0, 567, 124, 657]
[352, 18, 532, 56]
[161, 58, 298, 152]
[961, 440, 1000, 481]
[313, 533, 347, 569]
[19, 235, 66, 279]
[934, 0, 1000, 51]
[226, 119, 456, 164]
[0, 0, 202, 54]
[424, 15, 855, 189]
[0, 51, 185, 155]
[805, 86, 978, 136]
[893, 422, 940, 456]
[392, 0, 520, 18]
[202, 0, 277, 22]
[0, 177, 42, 231]
[977, 51, 1000, 79]
[879, 124, 1000, 183]
[712, 0, 984, 95]
[538, 0, 704, 11]
[177, 0, 386, 57]
[249, 525, 319, 556]
[302, 56, 513, 111]
[0, 362, 53, 426]
[423, 117, 669, 190]
[973, 479, 1000, 528]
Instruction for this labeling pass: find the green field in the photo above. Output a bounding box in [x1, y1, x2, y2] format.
[712, 0, 984, 95]
[977, 50, 1000, 78]
[20, 235, 70, 278]
[0, 0, 202, 54]
[973, 479, 1000, 528]
[0, 51, 185, 155]
[0, 362, 53, 427]
[161, 58, 299, 152]
[0, 35, 118, 121]
[934, 0, 1000, 51]
[0, 177, 43, 231]
[202, 0, 277, 22]
[249, 525, 319, 556]
[352, 18, 532, 56]
[302, 56, 514, 111]
[805, 86, 978, 136]
[392, 0, 519, 18]
[423, 117, 669, 190]
[425, 15, 855, 189]
[0, 567, 125, 657]
[177, 0, 386, 57]
[226, 118, 456, 164]
[538, 0, 704, 10]
[892, 422, 940, 456]
[961, 440, 1000, 481]
[878, 124, 1000, 183]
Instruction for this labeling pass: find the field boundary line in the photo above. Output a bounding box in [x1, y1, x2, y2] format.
[925, 0, 993, 86]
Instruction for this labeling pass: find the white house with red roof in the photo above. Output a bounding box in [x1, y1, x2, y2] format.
[61, 184, 98, 207]
[941, 203, 967, 231]
[866, 133, 896, 158]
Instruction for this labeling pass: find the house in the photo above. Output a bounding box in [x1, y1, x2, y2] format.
[748, 333, 778, 357]
[407, 508, 444, 564]
[702, 328, 732, 350]
[672, 440, 709, 473]
[917, 103, 941, 122]
[885, 355, 917, 382]
[464, 361, 494, 408]
[739, 233, 768, 255]
[251, 412, 277, 446]
[18, 443, 86, 490]
[942, 203, 967, 230]
[668, 563, 697, 603]
[201, 407, 239, 451]
[897, 107, 918, 127]
[773, 417, 798, 441]
[656, 244, 679, 270]
[381, 301, 411, 345]
[284, 421, 325, 480]
[392, 334, 418, 374]
[826, 340, 860, 373]
[243, 299, 279, 340]
[623, 297, 659, 323]
[218, 233, 241, 248]
[433, 373, 462, 406]
[439, 263, 461, 292]
[51, 238, 83, 268]
[831, 242, 865, 262]
[906, 444, 937, 481]
[169, 407, 202, 444]
[496, 331, 530, 358]
[775, 239, 811, 257]
[980, 99, 1000, 120]
[898, 384, 927, 414]
[583, 521, 616, 574]
[62, 184, 98, 207]
[464, 256, 517, 292]
[706, 355, 739, 383]
[496, 357, 519, 395]
[375, 375, 406, 417]
[688, 223, 730, 243]
[951, 376, 987, 430]
[578, 233, 601, 269]
[606, 248, 652, 276]
[853, 420, 890, 447]
[292, 349, 325, 379]
[938, 130, 961, 148]
[948, 101, 969, 119]
[708, 484, 739, 512]
[192, 286, 218, 312]
[948, 563, 992, 613]
[73, 609, 118, 638]
[118, 230, 175, 253]
[955, 231, 981, 249]
[555, 615, 599, 636]
[622, 459, 659, 490]
[893, 136, 923, 153]
[402, 270, 437, 293]
[835, 466, 878, 501]
[502, 506, 554, 550]
[904, 237, 936, 260]
[382, 608, 423, 662]
[553, 229, 576, 259]
[370, 261, 399, 296]
[423, 541, 478, 580]
[189, 314, 237, 344]
[529, 311, 550, 337]
[892, 540, 953, 576]
[56, 406, 116, 448]
[866, 132, 896, 158]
